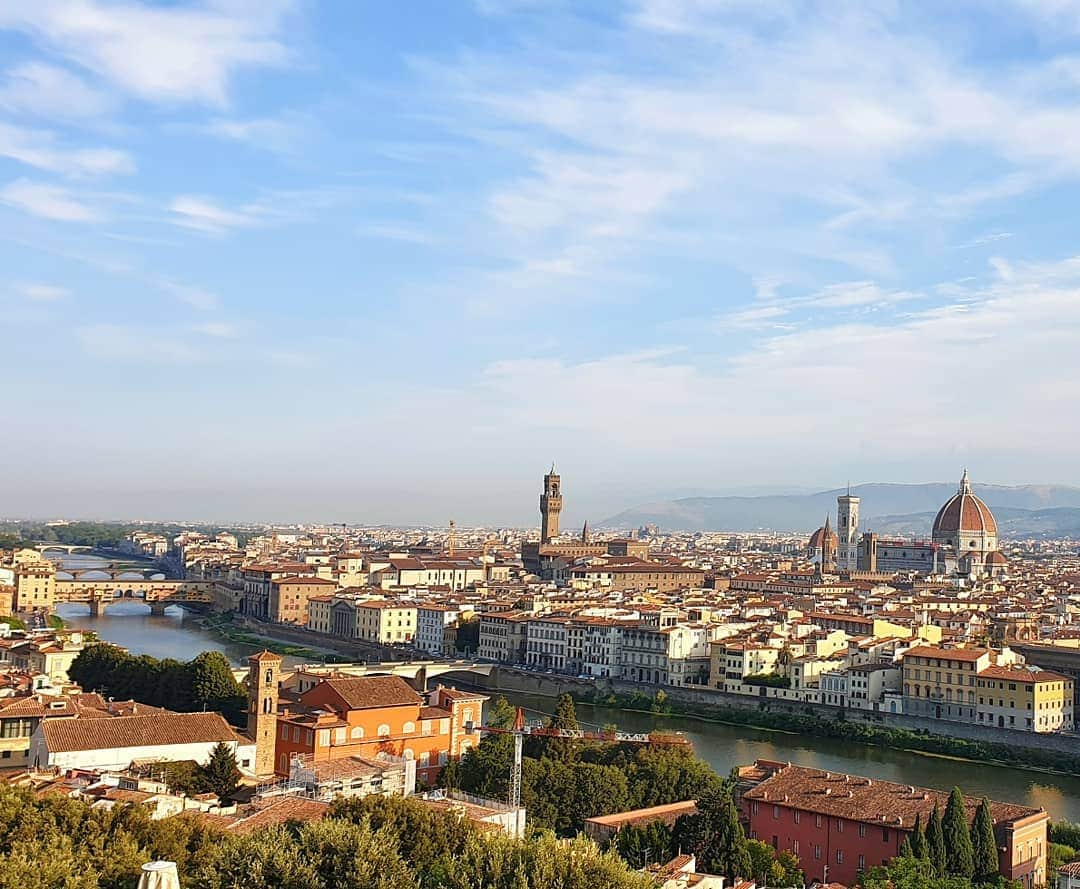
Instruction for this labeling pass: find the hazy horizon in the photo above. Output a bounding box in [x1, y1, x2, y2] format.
[5, 475, 1079, 528]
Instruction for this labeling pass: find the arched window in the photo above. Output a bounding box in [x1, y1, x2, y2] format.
[378, 724, 391, 737]
[419, 751, 430, 766]
[350, 726, 364, 739]
[403, 721, 415, 735]
[461, 708, 473, 724]
[263, 696, 273, 714]
[265, 669, 273, 684]
[403, 748, 415, 760]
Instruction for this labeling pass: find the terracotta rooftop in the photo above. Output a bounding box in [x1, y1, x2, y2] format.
[40, 711, 244, 753]
[307, 675, 421, 711]
[742, 761, 1044, 830]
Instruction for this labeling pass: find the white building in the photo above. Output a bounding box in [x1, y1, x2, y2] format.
[416, 605, 461, 656]
[30, 711, 256, 775]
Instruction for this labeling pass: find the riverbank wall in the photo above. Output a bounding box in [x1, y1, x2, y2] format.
[465, 666, 1080, 761]
[227, 615, 405, 662]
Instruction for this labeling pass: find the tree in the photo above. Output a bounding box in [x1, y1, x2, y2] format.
[972, 798, 1000, 882]
[543, 693, 581, 762]
[616, 819, 674, 868]
[899, 837, 914, 858]
[190, 651, 246, 723]
[910, 813, 927, 860]
[674, 787, 752, 879]
[746, 840, 802, 887]
[198, 742, 241, 805]
[927, 804, 947, 876]
[944, 787, 975, 878]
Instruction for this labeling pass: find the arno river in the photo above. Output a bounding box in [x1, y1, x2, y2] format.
[52, 554, 1080, 821]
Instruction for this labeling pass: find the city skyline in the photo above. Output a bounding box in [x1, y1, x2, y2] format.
[3, 1, 1080, 518]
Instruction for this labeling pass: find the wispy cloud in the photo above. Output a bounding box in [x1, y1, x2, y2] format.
[0, 0, 296, 106]
[193, 320, 239, 338]
[0, 178, 100, 221]
[77, 324, 204, 363]
[168, 196, 259, 235]
[0, 123, 134, 177]
[15, 282, 68, 301]
[0, 61, 114, 119]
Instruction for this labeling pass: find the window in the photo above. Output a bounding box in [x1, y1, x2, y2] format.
[837, 850, 844, 864]
[773, 805, 780, 819]
[859, 855, 866, 870]
[378, 724, 391, 737]
[351, 726, 364, 739]
[859, 824, 867, 837]
[837, 819, 844, 833]
[816, 815, 823, 828]
[815, 846, 822, 861]
[794, 810, 801, 824]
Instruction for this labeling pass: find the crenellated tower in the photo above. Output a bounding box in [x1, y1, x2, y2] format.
[540, 465, 563, 544]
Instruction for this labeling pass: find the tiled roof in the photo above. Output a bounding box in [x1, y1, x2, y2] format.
[743, 762, 1042, 830]
[310, 675, 421, 711]
[41, 712, 243, 753]
[228, 798, 331, 835]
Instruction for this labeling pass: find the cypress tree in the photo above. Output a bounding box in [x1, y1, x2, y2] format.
[198, 741, 241, 806]
[927, 804, 947, 876]
[972, 798, 1000, 882]
[944, 787, 975, 877]
[909, 813, 926, 860]
[898, 837, 914, 859]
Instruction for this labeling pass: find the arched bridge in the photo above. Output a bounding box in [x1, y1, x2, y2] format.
[54, 579, 215, 616]
[234, 659, 496, 691]
[35, 544, 95, 555]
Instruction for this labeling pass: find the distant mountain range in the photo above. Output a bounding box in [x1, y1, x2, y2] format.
[601, 483, 1080, 537]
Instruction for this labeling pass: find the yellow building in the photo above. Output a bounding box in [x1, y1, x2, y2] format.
[901, 645, 993, 721]
[976, 665, 1074, 732]
[11, 556, 56, 613]
[355, 601, 417, 645]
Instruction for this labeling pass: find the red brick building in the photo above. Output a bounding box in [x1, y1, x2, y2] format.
[739, 760, 1047, 888]
[273, 675, 486, 786]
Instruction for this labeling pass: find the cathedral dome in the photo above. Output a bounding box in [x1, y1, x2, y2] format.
[808, 523, 838, 550]
[931, 470, 998, 546]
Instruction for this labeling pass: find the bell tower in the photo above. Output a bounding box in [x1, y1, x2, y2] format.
[540, 465, 562, 544]
[247, 650, 282, 778]
[837, 486, 860, 573]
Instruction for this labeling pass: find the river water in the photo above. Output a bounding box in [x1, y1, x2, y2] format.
[48, 556, 1080, 820]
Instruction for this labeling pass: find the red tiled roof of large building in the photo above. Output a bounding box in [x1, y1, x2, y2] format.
[40, 711, 243, 753]
[742, 762, 1043, 830]
[978, 665, 1072, 683]
[305, 675, 421, 711]
[901, 645, 990, 661]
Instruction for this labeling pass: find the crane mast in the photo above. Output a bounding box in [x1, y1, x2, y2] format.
[465, 706, 688, 809]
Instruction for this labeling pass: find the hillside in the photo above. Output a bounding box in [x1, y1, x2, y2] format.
[602, 483, 1080, 535]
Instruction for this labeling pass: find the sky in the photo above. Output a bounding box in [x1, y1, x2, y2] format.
[3, 0, 1080, 526]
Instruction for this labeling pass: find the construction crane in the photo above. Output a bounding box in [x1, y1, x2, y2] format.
[465, 706, 689, 809]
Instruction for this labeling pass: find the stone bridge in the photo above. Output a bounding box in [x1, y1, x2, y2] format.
[233, 659, 496, 691]
[54, 579, 215, 617]
[35, 544, 95, 555]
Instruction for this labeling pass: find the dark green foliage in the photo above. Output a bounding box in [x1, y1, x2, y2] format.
[199, 742, 241, 805]
[972, 798, 1000, 882]
[0, 784, 652, 889]
[537, 693, 581, 762]
[454, 616, 479, 655]
[69, 644, 247, 724]
[746, 839, 804, 887]
[859, 856, 1018, 889]
[927, 804, 947, 876]
[451, 709, 721, 836]
[899, 837, 914, 858]
[673, 787, 752, 879]
[1052, 822, 1080, 850]
[743, 673, 791, 688]
[615, 820, 674, 869]
[910, 814, 927, 860]
[944, 787, 975, 878]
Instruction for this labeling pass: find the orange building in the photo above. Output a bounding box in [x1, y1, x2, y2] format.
[273, 675, 486, 786]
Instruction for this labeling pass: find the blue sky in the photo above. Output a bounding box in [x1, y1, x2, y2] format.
[3, 0, 1080, 525]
